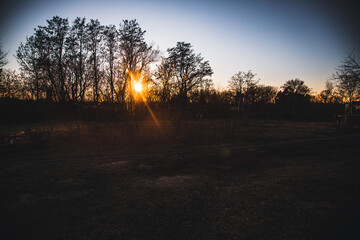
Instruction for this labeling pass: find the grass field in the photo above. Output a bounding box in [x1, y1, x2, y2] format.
[1, 120, 359, 239]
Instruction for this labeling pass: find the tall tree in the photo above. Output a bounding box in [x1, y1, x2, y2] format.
[16, 35, 42, 99]
[228, 70, 259, 114]
[166, 42, 213, 103]
[118, 19, 159, 109]
[16, 26, 53, 100]
[66, 17, 88, 102]
[155, 57, 174, 104]
[332, 52, 360, 103]
[0, 39, 7, 75]
[103, 24, 118, 103]
[86, 19, 103, 103]
[42, 16, 70, 102]
[24, 16, 71, 102]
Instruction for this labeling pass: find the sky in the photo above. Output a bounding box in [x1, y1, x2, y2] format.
[1, 0, 359, 93]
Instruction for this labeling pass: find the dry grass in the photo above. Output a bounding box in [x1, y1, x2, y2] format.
[0, 120, 359, 239]
[0, 119, 340, 153]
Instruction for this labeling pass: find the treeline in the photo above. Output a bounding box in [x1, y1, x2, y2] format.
[3, 16, 215, 107]
[1, 16, 360, 122]
[13, 17, 159, 105]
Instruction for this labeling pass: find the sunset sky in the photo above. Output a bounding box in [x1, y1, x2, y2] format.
[1, 0, 359, 93]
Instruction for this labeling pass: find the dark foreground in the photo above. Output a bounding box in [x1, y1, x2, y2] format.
[1, 121, 359, 239]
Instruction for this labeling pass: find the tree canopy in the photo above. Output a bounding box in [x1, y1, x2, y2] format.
[2, 15, 356, 122]
[280, 78, 311, 96]
[166, 42, 213, 103]
[332, 52, 360, 103]
[0, 39, 8, 74]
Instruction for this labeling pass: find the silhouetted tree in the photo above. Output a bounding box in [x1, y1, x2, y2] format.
[0, 69, 24, 99]
[16, 35, 42, 100]
[252, 85, 278, 104]
[318, 80, 341, 103]
[228, 70, 259, 115]
[189, 84, 215, 105]
[118, 19, 159, 110]
[17, 18, 71, 102]
[280, 78, 310, 95]
[218, 90, 234, 105]
[154, 57, 174, 104]
[66, 17, 88, 102]
[102, 24, 118, 103]
[276, 79, 311, 119]
[0, 39, 7, 75]
[166, 42, 213, 103]
[42, 16, 70, 102]
[86, 19, 103, 103]
[332, 52, 360, 103]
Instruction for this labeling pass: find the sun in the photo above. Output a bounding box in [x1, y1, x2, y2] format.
[134, 82, 142, 93]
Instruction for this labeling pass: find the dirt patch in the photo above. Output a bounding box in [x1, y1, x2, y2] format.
[97, 160, 129, 168]
[152, 175, 199, 188]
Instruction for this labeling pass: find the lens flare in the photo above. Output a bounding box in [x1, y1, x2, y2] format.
[134, 82, 142, 93]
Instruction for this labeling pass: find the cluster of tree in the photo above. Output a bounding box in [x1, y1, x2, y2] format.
[227, 70, 278, 115]
[312, 53, 360, 105]
[2, 16, 360, 121]
[12, 16, 216, 109]
[153, 42, 213, 104]
[0, 69, 28, 99]
[14, 17, 159, 105]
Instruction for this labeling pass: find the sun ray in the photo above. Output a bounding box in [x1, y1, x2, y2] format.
[134, 82, 142, 93]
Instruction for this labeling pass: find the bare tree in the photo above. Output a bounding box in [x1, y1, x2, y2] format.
[166, 42, 213, 103]
[66, 17, 88, 102]
[16, 35, 42, 100]
[86, 19, 104, 104]
[228, 70, 259, 115]
[102, 24, 118, 103]
[332, 52, 360, 103]
[41, 16, 70, 102]
[154, 57, 174, 104]
[0, 39, 7, 75]
[0, 69, 24, 99]
[118, 19, 159, 110]
[318, 80, 340, 103]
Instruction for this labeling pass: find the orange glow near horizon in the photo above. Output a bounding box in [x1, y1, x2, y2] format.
[134, 82, 142, 93]
[137, 86, 161, 131]
[129, 70, 144, 95]
[129, 70, 160, 130]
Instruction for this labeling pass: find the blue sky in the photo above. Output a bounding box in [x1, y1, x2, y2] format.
[1, 0, 358, 92]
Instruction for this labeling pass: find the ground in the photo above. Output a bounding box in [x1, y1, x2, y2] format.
[0, 120, 359, 239]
